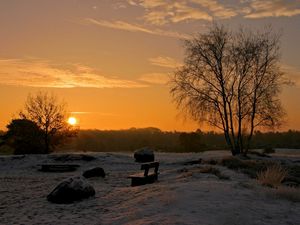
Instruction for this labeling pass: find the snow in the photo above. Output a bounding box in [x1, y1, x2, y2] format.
[0, 151, 299, 225]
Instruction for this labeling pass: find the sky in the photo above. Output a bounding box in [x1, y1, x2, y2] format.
[0, 0, 300, 131]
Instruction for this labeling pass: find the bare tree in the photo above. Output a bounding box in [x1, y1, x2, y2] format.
[20, 91, 75, 153]
[171, 25, 285, 155]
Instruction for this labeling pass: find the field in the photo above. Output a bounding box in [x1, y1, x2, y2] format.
[0, 151, 299, 225]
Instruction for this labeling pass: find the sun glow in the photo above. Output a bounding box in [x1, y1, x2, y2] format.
[68, 117, 77, 126]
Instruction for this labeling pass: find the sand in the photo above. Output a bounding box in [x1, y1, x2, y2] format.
[0, 151, 299, 225]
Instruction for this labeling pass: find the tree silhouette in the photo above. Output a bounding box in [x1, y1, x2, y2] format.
[19, 91, 75, 153]
[5, 119, 45, 154]
[171, 25, 286, 155]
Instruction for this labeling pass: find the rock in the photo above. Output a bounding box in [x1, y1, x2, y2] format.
[51, 154, 96, 162]
[283, 181, 299, 187]
[283, 176, 300, 187]
[134, 147, 155, 163]
[83, 167, 105, 178]
[11, 155, 25, 160]
[183, 158, 202, 165]
[47, 176, 95, 204]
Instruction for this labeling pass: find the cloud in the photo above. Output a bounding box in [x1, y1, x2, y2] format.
[127, 0, 300, 24]
[128, 0, 236, 25]
[281, 63, 300, 86]
[112, 2, 127, 9]
[139, 73, 170, 84]
[0, 58, 146, 88]
[70, 111, 119, 116]
[149, 56, 182, 68]
[245, 0, 300, 18]
[191, 0, 237, 19]
[143, 2, 212, 25]
[84, 18, 191, 39]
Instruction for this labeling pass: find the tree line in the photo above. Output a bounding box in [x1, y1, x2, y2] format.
[1, 126, 300, 154]
[57, 128, 300, 153]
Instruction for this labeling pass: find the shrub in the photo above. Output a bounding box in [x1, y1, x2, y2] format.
[177, 166, 230, 180]
[199, 166, 230, 180]
[221, 156, 277, 178]
[203, 158, 218, 165]
[257, 164, 287, 188]
[5, 119, 46, 154]
[249, 150, 270, 157]
[221, 157, 248, 170]
[263, 147, 275, 154]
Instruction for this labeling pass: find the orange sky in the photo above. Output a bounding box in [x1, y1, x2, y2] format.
[0, 0, 300, 131]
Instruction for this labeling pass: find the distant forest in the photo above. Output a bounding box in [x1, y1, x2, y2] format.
[1, 127, 300, 154]
[59, 128, 300, 152]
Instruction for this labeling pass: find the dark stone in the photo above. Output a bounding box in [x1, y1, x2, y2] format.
[283, 181, 299, 187]
[83, 167, 105, 178]
[283, 176, 300, 187]
[39, 164, 80, 172]
[183, 158, 202, 165]
[51, 154, 96, 162]
[134, 147, 155, 163]
[47, 176, 95, 204]
[11, 155, 26, 160]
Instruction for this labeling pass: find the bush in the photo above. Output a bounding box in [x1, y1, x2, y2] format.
[5, 119, 46, 154]
[220, 156, 277, 178]
[257, 164, 287, 188]
[263, 147, 275, 154]
[177, 166, 230, 180]
[199, 166, 230, 180]
[221, 157, 249, 170]
[0, 145, 14, 155]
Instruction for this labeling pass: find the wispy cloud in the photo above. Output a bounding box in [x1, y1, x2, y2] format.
[70, 111, 119, 116]
[139, 73, 170, 84]
[149, 56, 182, 68]
[191, 0, 237, 19]
[128, 0, 236, 25]
[245, 0, 300, 19]
[84, 18, 191, 39]
[143, 2, 212, 25]
[281, 63, 300, 86]
[0, 58, 146, 88]
[127, 0, 300, 24]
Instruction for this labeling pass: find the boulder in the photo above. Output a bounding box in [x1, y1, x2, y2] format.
[51, 154, 96, 162]
[134, 147, 155, 163]
[47, 176, 95, 204]
[83, 167, 105, 178]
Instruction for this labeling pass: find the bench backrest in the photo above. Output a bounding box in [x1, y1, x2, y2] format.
[140, 161, 159, 176]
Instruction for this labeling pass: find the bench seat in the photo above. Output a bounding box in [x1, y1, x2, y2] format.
[128, 161, 159, 186]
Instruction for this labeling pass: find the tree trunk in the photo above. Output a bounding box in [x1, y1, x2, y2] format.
[44, 132, 49, 154]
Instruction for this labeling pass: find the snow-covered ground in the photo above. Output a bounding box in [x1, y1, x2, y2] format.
[0, 151, 299, 225]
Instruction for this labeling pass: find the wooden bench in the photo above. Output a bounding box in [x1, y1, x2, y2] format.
[128, 161, 159, 186]
[38, 164, 80, 172]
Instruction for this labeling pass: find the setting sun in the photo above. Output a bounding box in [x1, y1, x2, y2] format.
[68, 117, 77, 126]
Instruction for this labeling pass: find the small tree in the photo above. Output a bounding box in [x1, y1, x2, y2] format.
[19, 91, 75, 153]
[171, 25, 286, 155]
